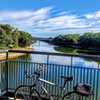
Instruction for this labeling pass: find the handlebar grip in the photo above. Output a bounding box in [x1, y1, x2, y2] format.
[61, 76, 73, 81]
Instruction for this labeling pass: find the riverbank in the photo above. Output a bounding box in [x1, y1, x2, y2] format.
[0, 53, 25, 61]
[0, 45, 33, 61]
[44, 33, 100, 53]
[43, 39, 100, 55]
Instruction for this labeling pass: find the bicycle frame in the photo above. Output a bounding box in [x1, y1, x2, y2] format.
[15, 64, 93, 100]
[31, 73, 66, 100]
[24, 64, 72, 100]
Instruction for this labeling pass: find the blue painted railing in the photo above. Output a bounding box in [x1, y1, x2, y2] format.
[0, 50, 99, 100]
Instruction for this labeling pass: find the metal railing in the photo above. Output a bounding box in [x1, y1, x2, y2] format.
[0, 50, 100, 100]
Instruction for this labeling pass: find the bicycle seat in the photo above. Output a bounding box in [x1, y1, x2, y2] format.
[61, 76, 73, 81]
[74, 84, 93, 96]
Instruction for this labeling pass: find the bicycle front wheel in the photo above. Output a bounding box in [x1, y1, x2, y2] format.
[62, 92, 76, 100]
[14, 85, 41, 100]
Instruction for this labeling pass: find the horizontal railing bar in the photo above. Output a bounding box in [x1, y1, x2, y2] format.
[8, 50, 100, 59]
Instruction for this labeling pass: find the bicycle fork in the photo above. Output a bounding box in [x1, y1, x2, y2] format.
[41, 85, 54, 100]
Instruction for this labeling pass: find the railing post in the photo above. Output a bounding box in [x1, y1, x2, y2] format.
[6, 51, 8, 93]
[47, 55, 49, 64]
[95, 63, 99, 100]
[71, 56, 73, 67]
[70, 56, 73, 89]
[0, 62, 1, 95]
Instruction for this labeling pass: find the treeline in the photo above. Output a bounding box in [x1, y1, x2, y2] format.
[0, 24, 35, 49]
[50, 32, 100, 49]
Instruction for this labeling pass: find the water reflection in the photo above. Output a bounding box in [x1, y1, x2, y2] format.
[33, 41, 57, 52]
[32, 41, 99, 68]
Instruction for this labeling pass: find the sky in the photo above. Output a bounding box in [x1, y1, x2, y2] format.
[0, 0, 100, 37]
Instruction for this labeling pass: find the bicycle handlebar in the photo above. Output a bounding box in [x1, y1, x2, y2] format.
[61, 76, 73, 81]
[61, 76, 73, 88]
[24, 64, 46, 78]
[34, 71, 40, 76]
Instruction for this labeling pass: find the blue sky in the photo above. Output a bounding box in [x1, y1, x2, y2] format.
[0, 0, 100, 37]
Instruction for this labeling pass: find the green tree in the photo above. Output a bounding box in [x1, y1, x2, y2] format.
[0, 24, 35, 48]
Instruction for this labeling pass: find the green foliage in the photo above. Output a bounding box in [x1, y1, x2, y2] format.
[18, 31, 33, 47]
[52, 32, 100, 49]
[62, 34, 80, 44]
[79, 32, 100, 48]
[52, 34, 80, 46]
[0, 24, 35, 48]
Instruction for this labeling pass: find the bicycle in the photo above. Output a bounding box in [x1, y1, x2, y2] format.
[14, 63, 93, 100]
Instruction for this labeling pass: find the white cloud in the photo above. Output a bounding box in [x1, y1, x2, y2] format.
[84, 11, 100, 31]
[0, 7, 100, 37]
[85, 11, 100, 19]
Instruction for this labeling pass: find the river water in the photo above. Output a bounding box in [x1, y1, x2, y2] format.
[32, 41, 99, 68]
[0, 41, 100, 100]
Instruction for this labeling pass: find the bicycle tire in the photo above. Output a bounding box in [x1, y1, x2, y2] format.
[14, 85, 42, 100]
[62, 92, 77, 100]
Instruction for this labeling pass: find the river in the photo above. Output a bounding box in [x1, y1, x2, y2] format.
[0, 41, 100, 100]
[32, 41, 98, 68]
